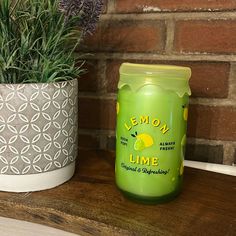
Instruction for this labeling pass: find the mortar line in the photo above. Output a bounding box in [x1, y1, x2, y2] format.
[80, 53, 236, 62]
[101, 12, 236, 20]
[228, 62, 236, 101]
[78, 93, 236, 107]
[165, 19, 175, 54]
[78, 93, 116, 99]
[223, 143, 235, 165]
[106, 0, 116, 14]
[189, 98, 236, 107]
[78, 129, 116, 136]
[187, 137, 236, 146]
[97, 59, 107, 94]
[78, 130, 236, 146]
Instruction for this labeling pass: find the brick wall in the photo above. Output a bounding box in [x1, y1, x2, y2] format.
[78, 0, 236, 166]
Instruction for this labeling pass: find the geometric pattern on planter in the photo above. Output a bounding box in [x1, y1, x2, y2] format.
[0, 79, 78, 175]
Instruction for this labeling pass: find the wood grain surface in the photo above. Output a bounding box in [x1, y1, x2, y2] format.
[0, 150, 235, 236]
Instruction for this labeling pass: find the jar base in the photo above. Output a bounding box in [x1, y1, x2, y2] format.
[119, 188, 181, 204]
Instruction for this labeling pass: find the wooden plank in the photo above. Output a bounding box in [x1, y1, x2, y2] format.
[0, 150, 235, 235]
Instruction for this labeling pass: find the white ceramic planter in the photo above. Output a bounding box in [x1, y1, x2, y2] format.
[0, 79, 78, 192]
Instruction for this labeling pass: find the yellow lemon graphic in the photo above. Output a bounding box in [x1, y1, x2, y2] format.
[137, 133, 154, 148]
[183, 106, 188, 121]
[181, 134, 186, 146]
[181, 134, 186, 159]
[116, 102, 120, 115]
[184, 108, 188, 121]
[179, 161, 184, 176]
[132, 132, 154, 151]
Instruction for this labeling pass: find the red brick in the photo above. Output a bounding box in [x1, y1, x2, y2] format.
[175, 20, 236, 54]
[184, 62, 230, 98]
[186, 144, 223, 164]
[78, 60, 100, 92]
[82, 20, 165, 52]
[106, 60, 121, 93]
[115, 0, 236, 13]
[188, 105, 236, 141]
[78, 134, 100, 149]
[78, 98, 116, 130]
[106, 60, 230, 98]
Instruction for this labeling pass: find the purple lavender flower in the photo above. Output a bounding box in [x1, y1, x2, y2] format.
[59, 0, 84, 16]
[59, 0, 103, 36]
[81, 0, 103, 35]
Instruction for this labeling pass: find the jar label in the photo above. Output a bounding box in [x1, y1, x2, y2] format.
[115, 92, 188, 197]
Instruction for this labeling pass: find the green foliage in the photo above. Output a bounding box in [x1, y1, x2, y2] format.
[0, 0, 84, 83]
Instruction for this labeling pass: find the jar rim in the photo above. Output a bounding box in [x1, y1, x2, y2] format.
[119, 63, 192, 97]
[120, 63, 191, 81]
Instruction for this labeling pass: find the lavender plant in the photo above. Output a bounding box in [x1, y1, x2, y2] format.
[0, 0, 103, 83]
[60, 0, 103, 35]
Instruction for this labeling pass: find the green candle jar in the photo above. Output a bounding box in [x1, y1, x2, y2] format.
[115, 63, 191, 204]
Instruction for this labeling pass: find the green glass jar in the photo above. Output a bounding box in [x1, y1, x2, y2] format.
[115, 63, 191, 204]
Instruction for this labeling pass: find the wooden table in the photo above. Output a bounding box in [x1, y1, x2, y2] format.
[0, 150, 235, 236]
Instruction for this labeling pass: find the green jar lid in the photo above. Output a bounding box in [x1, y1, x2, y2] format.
[119, 63, 191, 97]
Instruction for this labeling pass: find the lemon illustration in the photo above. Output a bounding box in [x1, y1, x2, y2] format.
[132, 132, 154, 151]
[137, 134, 154, 148]
[179, 161, 184, 176]
[181, 134, 186, 159]
[181, 134, 186, 146]
[183, 106, 188, 121]
[116, 102, 120, 115]
[134, 139, 145, 151]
